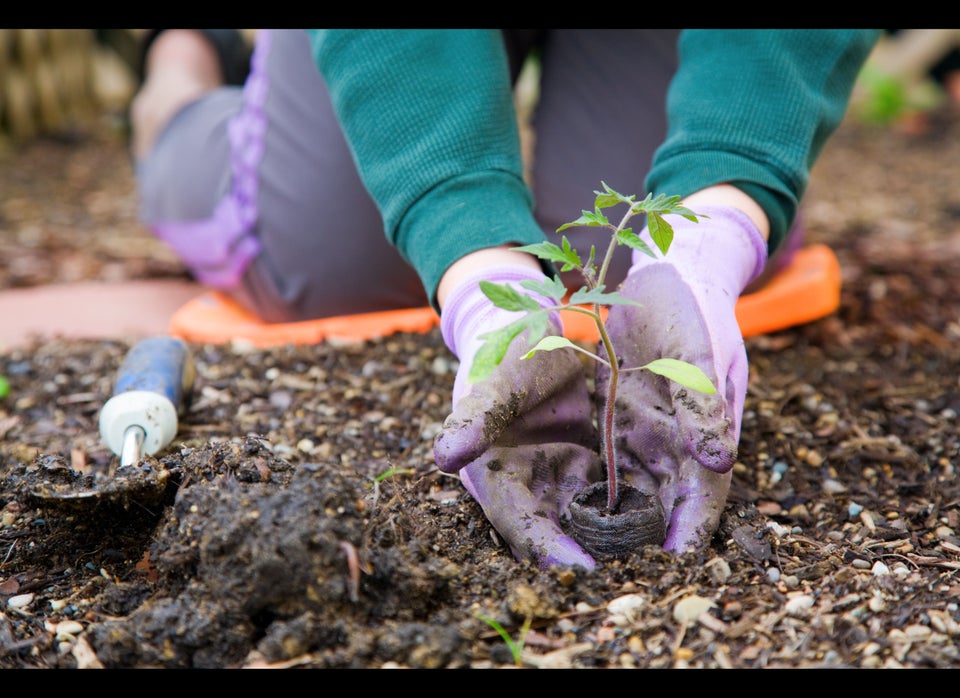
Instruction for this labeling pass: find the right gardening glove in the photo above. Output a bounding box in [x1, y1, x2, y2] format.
[599, 206, 768, 554]
[433, 265, 603, 570]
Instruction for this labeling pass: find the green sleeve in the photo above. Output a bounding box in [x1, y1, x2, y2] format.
[308, 30, 547, 309]
[646, 29, 881, 253]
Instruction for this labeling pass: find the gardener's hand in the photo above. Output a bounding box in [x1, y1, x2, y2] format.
[434, 264, 602, 570]
[600, 203, 768, 554]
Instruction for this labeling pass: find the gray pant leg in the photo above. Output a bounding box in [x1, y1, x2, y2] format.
[138, 29, 427, 323]
[531, 29, 681, 289]
[137, 90, 237, 224]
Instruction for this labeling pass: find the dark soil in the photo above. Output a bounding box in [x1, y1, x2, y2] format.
[2, 105, 960, 669]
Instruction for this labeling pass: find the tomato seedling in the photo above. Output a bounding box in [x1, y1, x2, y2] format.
[470, 182, 716, 512]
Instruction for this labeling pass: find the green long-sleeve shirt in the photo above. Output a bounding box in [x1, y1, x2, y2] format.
[309, 29, 880, 309]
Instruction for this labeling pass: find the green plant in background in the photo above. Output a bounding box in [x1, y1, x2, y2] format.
[854, 64, 944, 125]
[0, 375, 9, 399]
[373, 466, 414, 483]
[367, 465, 416, 505]
[470, 182, 716, 512]
[475, 612, 531, 666]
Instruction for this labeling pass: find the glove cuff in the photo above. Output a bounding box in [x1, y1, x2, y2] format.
[440, 264, 558, 361]
[630, 205, 769, 294]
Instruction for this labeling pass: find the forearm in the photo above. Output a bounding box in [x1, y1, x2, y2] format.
[647, 29, 881, 253]
[436, 246, 542, 309]
[681, 184, 770, 242]
[309, 29, 547, 308]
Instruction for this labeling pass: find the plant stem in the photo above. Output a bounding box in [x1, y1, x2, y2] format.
[596, 205, 641, 287]
[591, 206, 642, 512]
[595, 311, 620, 512]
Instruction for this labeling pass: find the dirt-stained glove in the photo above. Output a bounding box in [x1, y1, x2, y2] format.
[434, 265, 603, 569]
[598, 206, 767, 554]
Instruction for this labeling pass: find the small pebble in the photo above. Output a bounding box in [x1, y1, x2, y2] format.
[892, 563, 911, 580]
[673, 595, 715, 624]
[822, 478, 846, 494]
[935, 525, 957, 539]
[785, 594, 815, 615]
[766, 521, 791, 538]
[872, 561, 891, 577]
[705, 557, 731, 583]
[55, 620, 84, 639]
[607, 593, 645, 619]
[7, 593, 33, 610]
[430, 357, 452, 376]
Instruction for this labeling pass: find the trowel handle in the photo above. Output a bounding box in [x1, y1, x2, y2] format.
[98, 337, 195, 462]
[113, 336, 194, 409]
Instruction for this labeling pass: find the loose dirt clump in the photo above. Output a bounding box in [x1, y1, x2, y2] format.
[2, 106, 960, 669]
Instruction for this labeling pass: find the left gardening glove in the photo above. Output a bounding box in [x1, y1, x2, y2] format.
[598, 206, 767, 554]
[433, 265, 603, 570]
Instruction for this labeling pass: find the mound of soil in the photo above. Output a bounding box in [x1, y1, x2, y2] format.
[1, 105, 960, 669]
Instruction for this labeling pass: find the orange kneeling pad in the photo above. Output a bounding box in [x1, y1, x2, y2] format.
[169, 244, 841, 347]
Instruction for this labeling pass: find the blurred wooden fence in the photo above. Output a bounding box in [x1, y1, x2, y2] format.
[0, 29, 137, 144]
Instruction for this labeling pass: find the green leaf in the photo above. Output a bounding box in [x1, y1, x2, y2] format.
[641, 192, 680, 212]
[594, 181, 636, 210]
[556, 210, 609, 232]
[0, 375, 8, 399]
[646, 212, 675, 256]
[559, 236, 583, 272]
[523, 310, 549, 346]
[514, 241, 561, 261]
[643, 358, 716, 394]
[676, 207, 702, 223]
[631, 192, 702, 222]
[514, 239, 582, 271]
[520, 276, 567, 302]
[468, 311, 552, 385]
[469, 321, 527, 384]
[480, 281, 544, 313]
[521, 335, 578, 358]
[615, 228, 656, 259]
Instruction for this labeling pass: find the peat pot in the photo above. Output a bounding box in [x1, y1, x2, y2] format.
[567, 481, 666, 560]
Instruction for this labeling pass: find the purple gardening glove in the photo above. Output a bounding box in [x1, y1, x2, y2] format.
[433, 265, 603, 570]
[598, 206, 767, 554]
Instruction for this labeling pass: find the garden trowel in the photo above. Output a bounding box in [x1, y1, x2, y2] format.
[24, 336, 194, 509]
